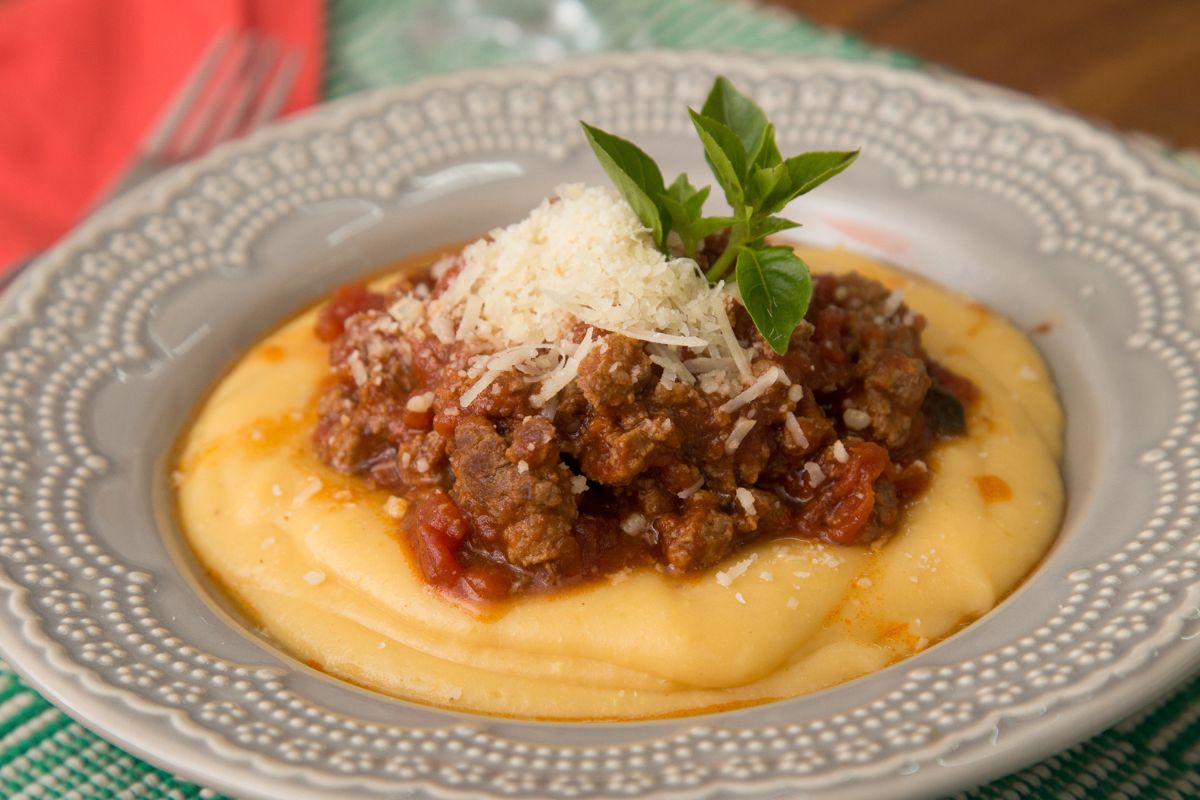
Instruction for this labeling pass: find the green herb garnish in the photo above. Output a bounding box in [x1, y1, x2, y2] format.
[582, 76, 858, 354]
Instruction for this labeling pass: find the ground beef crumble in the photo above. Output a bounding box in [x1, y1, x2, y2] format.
[312, 249, 975, 601]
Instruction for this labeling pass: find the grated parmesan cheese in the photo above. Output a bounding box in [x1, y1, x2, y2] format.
[620, 513, 647, 535]
[833, 440, 849, 463]
[715, 553, 758, 587]
[725, 418, 757, 454]
[403, 185, 743, 400]
[531, 327, 594, 406]
[712, 289, 753, 383]
[719, 367, 785, 414]
[677, 477, 704, 499]
[372, 184, 794, 412]
[455, 293, 483, 339]
[803, 462, 826, 486]
[647, 345, 696, 385]
[687, 357, 735, 373]
[347, 351, 368, 387]
[292, 476, 323, 506]
[784, 412, 809, 448]
[843, 408, 871, 430]
[384, 496, 404, 518]
[405, 392, 434, 413]
[736, 487, 756, 515]
[429, 315, 455, 344]
[883, 287, 905, 317]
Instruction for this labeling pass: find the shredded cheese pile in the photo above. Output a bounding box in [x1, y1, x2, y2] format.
[387, 183, 778, 407]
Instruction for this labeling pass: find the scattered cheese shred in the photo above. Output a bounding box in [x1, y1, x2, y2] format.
[405, 392, 434, 413]
[347, 351, 368, 387]
[532, 328, 594, 406]
[455, 293, 484, 339]
[620, 513, 647, 535]
[713, 290, 753, 383]
[843, 408, 871, 430]
[725, 418, 757, 454]
[384, 496, 404, 518]
[687, 357, 735, 373]
[292, 476, 323, 506]
[883, 287, 905, 316]
[647, 345, 696, 385]
[715, 553, 758, 587]
[784, 412, 809, 448]
[720, 367, 784, 414]
[736, 487, 757, 515]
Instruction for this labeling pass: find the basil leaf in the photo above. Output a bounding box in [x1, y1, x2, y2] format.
[784, 149, 860, 196]
[662, 174, 732, 256]
[762, 150, 860, 214]
[581, 121, 668, 248]
[735, 246, 812, 355]
[688, 109, 746, 211]
[666, 173, 710, 219]
[701, 76, 769, 164]
[659, 195, 692, 235]
[690, 216, 737, 240]
[661, 203, 734, 254]
[751, 122, 782, 169]
[745, 215, 800, 246]
[751, 163, 787, 207]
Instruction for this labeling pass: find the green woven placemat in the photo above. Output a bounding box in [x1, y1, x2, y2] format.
[1, 1, 1196, 797]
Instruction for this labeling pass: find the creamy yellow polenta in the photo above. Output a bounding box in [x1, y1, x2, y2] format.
[175, 246, 1063, 720]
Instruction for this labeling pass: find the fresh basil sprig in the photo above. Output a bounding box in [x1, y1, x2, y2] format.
[582, 76, 858, 355]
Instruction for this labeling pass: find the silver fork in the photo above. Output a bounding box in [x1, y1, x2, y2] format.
[1, 28, 303, 290]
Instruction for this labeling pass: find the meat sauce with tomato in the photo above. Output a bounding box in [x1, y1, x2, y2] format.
[312, 254, 974, 601]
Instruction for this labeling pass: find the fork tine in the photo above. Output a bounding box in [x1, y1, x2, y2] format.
[169, 31, 255, 159]
[203, 36, 282, 149]
[142, 27, 237, 158]
[240, 46, 303, 135]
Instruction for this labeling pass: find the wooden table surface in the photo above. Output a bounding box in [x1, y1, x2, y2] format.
[765, 0, 1200, 150]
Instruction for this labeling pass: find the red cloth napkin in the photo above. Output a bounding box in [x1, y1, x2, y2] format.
[0, 0, 324, 271]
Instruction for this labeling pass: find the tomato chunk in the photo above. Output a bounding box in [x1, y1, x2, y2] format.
[315, 283, 386, 341]
[404, 490, 471, 584]
[798, 441, 889, 545]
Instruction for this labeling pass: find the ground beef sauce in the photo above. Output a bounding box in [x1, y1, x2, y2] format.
[312, 246, 974, 602]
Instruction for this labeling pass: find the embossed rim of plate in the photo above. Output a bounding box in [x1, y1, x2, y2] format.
[0, 51, 1198, 800]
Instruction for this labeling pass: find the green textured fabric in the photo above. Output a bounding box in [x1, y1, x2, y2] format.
[0, 1, 1196, 797]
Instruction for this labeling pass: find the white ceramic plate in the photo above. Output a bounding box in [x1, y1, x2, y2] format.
[1, 52, 1198, 800]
